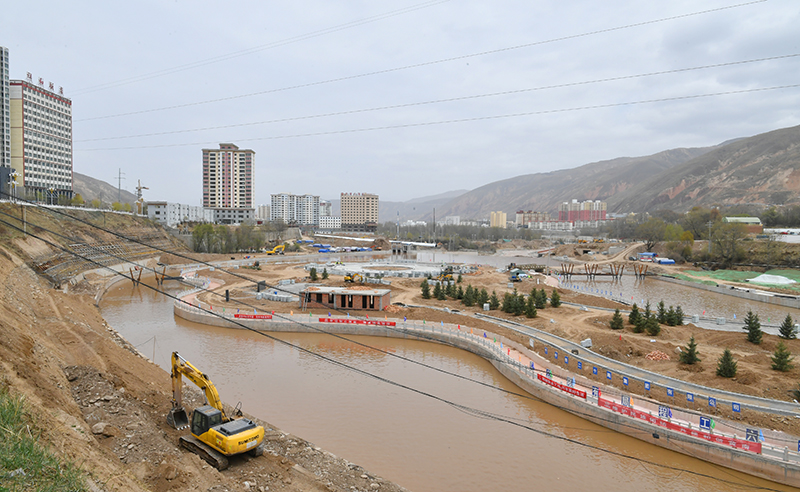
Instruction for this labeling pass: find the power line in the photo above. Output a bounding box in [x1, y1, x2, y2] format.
[0, 212, 785, 491]
[75, 53, 800, 143]
[75, 0, 768, 122]
[76, 83, 800, 151]
[70, 0, 452, 96]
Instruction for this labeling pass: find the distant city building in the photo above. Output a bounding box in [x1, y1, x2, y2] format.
[528, 220, 574, 231]
[319, 200, 332, 217]
[1, 47, 9, 169]
[202, 143, 254, 213]
[147, 201, 213, 228]
[558, 199, 606, 223]
[515, 210, 550, 228]
[319, 215, 341, 230]
[270, 193, 319, 225]
[256, 204, 270, 220]
[341, 192, 378, 233]
[10, 74, 73, 200]
[402, 219, 427, 227]
[443, 216, 460, 226]
[490, 211, 507, 228]
[209, 207, 254, 225]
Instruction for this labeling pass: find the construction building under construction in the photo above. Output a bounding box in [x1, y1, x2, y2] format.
[300, 286, 391, 311]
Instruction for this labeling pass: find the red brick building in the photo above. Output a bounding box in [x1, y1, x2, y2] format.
[300, 286, 391, 311]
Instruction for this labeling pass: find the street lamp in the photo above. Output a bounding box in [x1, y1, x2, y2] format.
[49, 187, 55, 206]
[9, 171, 19, 201]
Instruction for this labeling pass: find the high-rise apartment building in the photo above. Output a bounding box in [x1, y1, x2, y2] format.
[558, 199, 607, 222]
[341, 192, 378, 232]
[490, 211, 507, 228]
[202, 143, 254, 224]
[1, 47, 9, 169]
[270, 193, 319, 226]
[9, 74, 73, 199]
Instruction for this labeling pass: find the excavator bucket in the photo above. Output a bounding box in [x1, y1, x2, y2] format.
[167, 407, 190, 430]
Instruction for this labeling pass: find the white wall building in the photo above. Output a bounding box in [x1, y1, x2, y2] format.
[319, 200, 332, 217]
[0, 47, 9, 169]
[319, 215, 341, 230]
[147, 201, 214, 227]
[270, 193, 319, 225]
[256, 204, 270, 220]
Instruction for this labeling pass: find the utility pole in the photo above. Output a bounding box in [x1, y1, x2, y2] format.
[116, 168, 126, 203]
[707, 221, 713, 255]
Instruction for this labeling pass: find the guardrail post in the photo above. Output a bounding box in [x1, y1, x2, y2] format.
[785, 447, 789, 461]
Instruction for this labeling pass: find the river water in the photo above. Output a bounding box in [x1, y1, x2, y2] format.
[100, 277, 796, 492]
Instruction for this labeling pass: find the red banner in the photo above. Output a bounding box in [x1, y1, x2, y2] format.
[598, 398, 761, 453]
[537, 374, 587, 399]
[319, 317, 396, 327]
[234, 314, 273, 319]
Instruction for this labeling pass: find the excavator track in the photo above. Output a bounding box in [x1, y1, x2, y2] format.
[179, 435, 229, 470]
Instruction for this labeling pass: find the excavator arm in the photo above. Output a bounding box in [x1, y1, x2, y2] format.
[167, 351, 227, 429]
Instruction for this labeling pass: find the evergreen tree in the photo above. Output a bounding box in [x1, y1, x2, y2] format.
[534, 289, 546, 309]
[628, 303, 641, 326]
[525, 294, 538, 318]
[779, 314, 796, 340]
[645, 316, 661, 336]
[772, 341, 794, 372]
[716, 348, 737, 378]
[679, 336, 701, 364]
[632, 316, 646, 334]
[489, 291, 500, 310]
[309, 267, 318, 281]
[433, 282, 442, 300]
[643, 301, 652, 320]
[656, 300, 667, 324]
[437, 282, 447, 300]
[478, 288, 489, 307]
[501, 292, 514, 313]
[665, 306, 678, 326]
[463, 285, 476, 307]
[421, 280, 431, 299]
[322, 268, 329, 280]
[675, 306, 685, 326]
[610, 309, 624, 330]
[743, 310, 763, 345]
[446, 282, 456, 298]
[457, 273, 463, 284]
[550, 289, 561, 307]
[456, 285, 464, 300]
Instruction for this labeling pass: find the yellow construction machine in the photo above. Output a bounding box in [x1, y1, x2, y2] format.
[344, 273, 363, 283]
[166, 352, 264, 470]
[265, 243, 286, 255]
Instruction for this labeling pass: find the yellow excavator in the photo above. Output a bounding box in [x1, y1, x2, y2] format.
[265, 243, 286, 255]
[166, 352, 265, 470]
[344, 273, 363, 283]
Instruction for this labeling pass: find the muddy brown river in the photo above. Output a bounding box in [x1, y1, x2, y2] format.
[100, 277, 797, 491]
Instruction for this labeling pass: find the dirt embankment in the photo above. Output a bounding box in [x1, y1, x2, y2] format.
[0, 224, 407, 491]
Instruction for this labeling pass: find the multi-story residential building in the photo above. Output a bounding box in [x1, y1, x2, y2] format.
[269, 193, 319, 226]
[515, 210, 550, 228]
[256, 204, 270, 221]
[341, 192, 378, 232]
[9, 74, 73, 200]
[319, 215, 341, 230]
[319, 200, 332, 217]
[147, 201, 214, 228]
[490, 211, 507, 228]
[558, 199, 607, 223]
[202, 142, 254, 213]
[1, 47, 9, 170]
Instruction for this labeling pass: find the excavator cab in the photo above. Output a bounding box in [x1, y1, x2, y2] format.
[192, 406, 223, 437]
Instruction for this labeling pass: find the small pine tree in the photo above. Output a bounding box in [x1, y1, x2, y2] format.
[628, 303, 641, 326]
[632, 316, 646, 334]
[743, 310, 763, 345]
[478, 288, 489, 307]
[666, 306, 677, 326]
[322, 268, 329, 280]
[501, 292, 514, 313]
[489, 291, 500, 310]
[656, 300, 667, 324]
[514, 291, 526, 316]
[433, 282, 442, 300]
[525, 294, 538, 318]
[779, 314, 796, 340]
[679, 336, 701, 364]
[437, 283, 447, 300]
[309, 267, 318, 281]
[716, 348, 737, 378]
[643, 301, 652, 320]
[534, 289, 546, 309]
[610, 309, 624, 330]
[550, 289, 561, 307]
[463, 285, 476, 307]
[456, 285, 464, 300]
[421, 280, 431, 299]
[772, 341, 794, 372]
[675, 306, 685, 326]
[457, 273, 463, 284]
[446, 282, 456, 298]
[645, 316, 661, 336]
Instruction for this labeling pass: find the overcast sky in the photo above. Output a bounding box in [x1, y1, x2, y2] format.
[3, 0, 799, 205]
